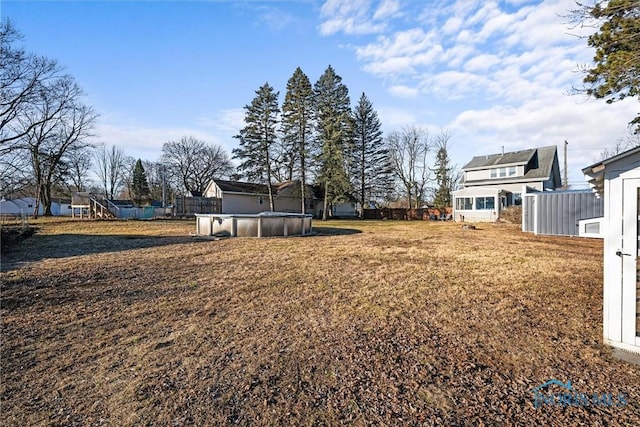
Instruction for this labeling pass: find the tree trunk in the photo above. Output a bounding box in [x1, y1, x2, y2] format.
[300, 149, 306, 215]
[360, 142, 365, 219]
[322, 184, 329, 221]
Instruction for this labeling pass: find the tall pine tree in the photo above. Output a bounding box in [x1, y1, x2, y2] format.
[233, 82, 280, 212]
[281, 67, 314, 214]
[350, 92, 393, 216]
[313, 65, 352, 220]
[432, 132, 455, 211]
[131, 158, 150, 206]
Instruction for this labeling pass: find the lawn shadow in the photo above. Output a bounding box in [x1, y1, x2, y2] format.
[310, 227, 362, 236]
[0, 233, 203, 272]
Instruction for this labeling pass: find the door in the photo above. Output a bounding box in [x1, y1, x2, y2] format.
[620, 178, 640, 346]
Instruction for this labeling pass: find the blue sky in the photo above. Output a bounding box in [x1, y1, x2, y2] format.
[3, 0, 638, 188]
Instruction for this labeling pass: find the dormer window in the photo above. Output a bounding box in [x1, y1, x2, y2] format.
[490, 166, 518, 179]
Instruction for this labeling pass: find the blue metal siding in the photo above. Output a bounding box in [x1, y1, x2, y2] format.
[522, 191, 604, 236]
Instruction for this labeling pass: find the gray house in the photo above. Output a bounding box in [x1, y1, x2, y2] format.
[203, 179, 358, 218]
[452, 145, 562, 222]
[204, 180, 313, 214]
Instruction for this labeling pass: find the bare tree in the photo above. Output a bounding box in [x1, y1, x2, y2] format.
[598, 130, 640, 160]
[143, 160, 173, 206]
[94, 143, 127, 199]
[61, 145, 93, 193]
[387, 126, 431, 209]
[18, 76, 96, 216]
[162, 136, 233, 195]
[1, 19, 63, 152]
[0, 149, 31, 196]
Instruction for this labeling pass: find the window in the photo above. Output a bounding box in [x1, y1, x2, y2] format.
[475, 196, 495, 210]
[456, 197, 473, 210]
[499, 167, 506, 177]
[508, 166, 516, 176]
[584, 222, 600, 234]
[490, 169, 497, 178]
[512, 192, 522, 206]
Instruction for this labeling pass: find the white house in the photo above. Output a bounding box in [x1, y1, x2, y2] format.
[583, 146, 640, 356]
[0, 197, 72, 216]
[452, 145, 562, 222]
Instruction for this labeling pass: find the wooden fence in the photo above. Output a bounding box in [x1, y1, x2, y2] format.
[174, 196, 221, 216]
[363, 207, 453, 220]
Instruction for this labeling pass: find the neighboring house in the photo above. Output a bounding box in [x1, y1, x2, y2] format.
[0, 197, 72, 216]
[583, 146, 640, 356]
[204, 179, 318, 215]
[203, 179, 358, 218]
[452, 145, 562, 222]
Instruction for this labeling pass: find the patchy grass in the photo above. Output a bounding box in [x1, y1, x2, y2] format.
[1, 218, 638, 425]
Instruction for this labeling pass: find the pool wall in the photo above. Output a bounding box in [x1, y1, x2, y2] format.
[195, 213, 313, 237]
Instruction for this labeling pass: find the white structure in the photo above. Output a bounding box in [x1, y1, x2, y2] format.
[453, 146, 562, 222]
[577, 217, 605, 239]
[195, 212, 313, 237]
[204, 180, 314, 214]
[0, 197, 72, 216]
[583, 146, 640, 355]
[204, 179, 357, 218]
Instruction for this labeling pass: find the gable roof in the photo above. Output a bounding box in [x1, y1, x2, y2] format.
[463, 148, 536, 170]
[461, 145, 560, 186]
[213, 179, 271, 194]
[211, 179, 320, 197]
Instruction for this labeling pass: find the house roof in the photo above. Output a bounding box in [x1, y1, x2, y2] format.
[461, 145, 560, 186]
[213, 179, 271, 194]
[582, 146, 640, 196]
[212, 179, 318, 197]
[463, 148, 536, 170]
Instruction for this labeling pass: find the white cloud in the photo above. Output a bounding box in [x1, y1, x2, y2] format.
[448, 96, 639, 186]
[388, 85, 418, 98]
[317, 0, 638, 186]
[463, 53, 501, 73]
[319, 0, 387, 36]
[373, 0, 401, 20]
[256, 6, 295, 32]
[196, 108, 245, 135]
[95, 109, 244, 162]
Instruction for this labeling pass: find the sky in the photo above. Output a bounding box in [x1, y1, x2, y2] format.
[2, 0, 638, 189]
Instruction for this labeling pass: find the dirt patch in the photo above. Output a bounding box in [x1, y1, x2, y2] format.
[1, 218, 638, 425]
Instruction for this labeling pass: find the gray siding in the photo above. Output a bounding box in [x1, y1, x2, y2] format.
[523, 191, 604, 236]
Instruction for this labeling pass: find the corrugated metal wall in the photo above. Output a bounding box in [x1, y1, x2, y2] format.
[522, 191, 604, 236]
[523, 195, 535, 233]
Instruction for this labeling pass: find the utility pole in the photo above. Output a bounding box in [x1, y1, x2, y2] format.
[563, 140, 568, 190]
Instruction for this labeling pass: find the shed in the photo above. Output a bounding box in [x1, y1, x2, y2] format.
[583, 146, 640, 355]
[522, 188, 604, 236]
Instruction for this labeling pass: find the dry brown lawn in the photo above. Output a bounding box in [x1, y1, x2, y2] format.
[1, 218, 638, 425]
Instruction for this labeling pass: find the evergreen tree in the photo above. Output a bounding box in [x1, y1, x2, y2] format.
[572, 0, 640, 131]
[131, 158, 150, 206]
[350, 92, 393, 216]
[313, 65, 352, 220]
[232, 82, 280, 212]
[281, 67, 314, 214]
[432, 133, 455, 211]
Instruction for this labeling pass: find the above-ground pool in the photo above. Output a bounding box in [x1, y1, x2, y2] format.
[195, 212, 313, 237]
